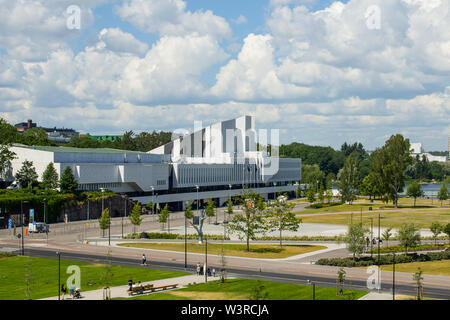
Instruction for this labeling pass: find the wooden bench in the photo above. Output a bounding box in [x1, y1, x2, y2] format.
[150, 284, 178, 292]
[127, 284, 154, 296]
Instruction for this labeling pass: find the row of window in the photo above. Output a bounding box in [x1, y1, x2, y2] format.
[177, 165, 262, 186]
[78, 183, 121, 191]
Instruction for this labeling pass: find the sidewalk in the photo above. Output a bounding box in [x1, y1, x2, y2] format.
[40, 274, 219, 300]
[359, 292, 399, 300]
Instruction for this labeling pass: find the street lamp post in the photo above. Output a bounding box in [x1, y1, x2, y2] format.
[196, 185, 199, 215]
[43, 198, 47, 224]
[56, 251, 61, 301]
[108, 198, 111, 246]
[378, 213, 381, 292]
[151, 186, 155, 214]
[21, 200, 28, 256]
[392, 253, 396, 300]
[184, 210, 187, 270]
[205, 236, 208, 283]
[369, 217, 374, 259]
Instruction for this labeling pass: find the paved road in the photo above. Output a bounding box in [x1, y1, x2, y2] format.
[3, 243, 449, 300]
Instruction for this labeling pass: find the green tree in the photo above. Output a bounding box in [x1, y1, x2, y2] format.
[266, 195, 302, 248]
[444, 223, 450, 245]
[406, 181, 423, 207]
[205, 198, 216, 224]
[225, 199, 234, 222]
[98, 208, 110, 237]
[226, 191, 268, 252]
[146, 201, 155, 214]
[41, 163, 59, 190]
[397, 223, 421, 253]
[60, 166, 78, 193]
[413, 268, 424, 300]
[249, 271, 269, 300]
[129, 203, 142, 234]
[306, 185, 316, 203]
[382, 227, 393, 247]
[325, 188, 333, 204]
[0, 145, 15, 181]
[437, 184, 449, 207]
[360, 172, 382, 200]
[159, 204, 170, 231]
[430, 222, 442, 246]
[20, 128, 53, 146]
[15, 160, 38, 189]
[318, 184, 325, 203]
[371, 135, 412, 207]
[341, 223, 368, 260]
[337, 154, 360, 204]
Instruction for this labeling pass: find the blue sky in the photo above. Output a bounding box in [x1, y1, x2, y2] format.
[0, 0, 448, 151]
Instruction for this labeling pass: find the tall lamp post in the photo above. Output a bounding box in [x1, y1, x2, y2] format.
[56, 251, 61, 301]
[369, 217, 374, 259]
[184, 203, 187, 270]
[378, 213, 381, 292]
[392, 253, 396, 300]
[43, 198, 47, 224]
[151, 186, 155, 214]
[205, 236, 208, 283]
[21, 200, 28, 256]
[195, 185, 199, 215]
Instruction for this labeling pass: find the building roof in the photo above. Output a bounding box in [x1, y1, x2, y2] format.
[13, 144, 145, 154]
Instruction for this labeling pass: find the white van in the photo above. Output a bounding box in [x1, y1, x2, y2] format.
[6, 181, 19, 190]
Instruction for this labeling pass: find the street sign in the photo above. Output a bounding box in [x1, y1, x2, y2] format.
[29, 209, 34, 222]
[8, 218, 12, 229]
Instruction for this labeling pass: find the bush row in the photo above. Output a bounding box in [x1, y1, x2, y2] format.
[123, 232, 230, 241]
[368, 244, 450, 254]
[307, 202, 343, 209]
[316, 250, 450, 267]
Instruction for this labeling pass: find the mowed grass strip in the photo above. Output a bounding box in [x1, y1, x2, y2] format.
[299, 208, 450, 229]
[378, 259, 450, 277]
[117, 278, 368, 300]
[117, 243, 327, 259]
[0, 254, 187, 300]
[296, 197, 449, 215]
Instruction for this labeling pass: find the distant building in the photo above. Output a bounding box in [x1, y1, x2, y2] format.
[14, 119, 79, 144]
[410, 142, 447, 162]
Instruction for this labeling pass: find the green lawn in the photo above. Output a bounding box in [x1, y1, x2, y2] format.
[300, 208, 450, 229]
[0, 254, 187, 300]
[379, 259, 450, 277]
[116, 278, 368, 300]
[117, 243, 327, 259]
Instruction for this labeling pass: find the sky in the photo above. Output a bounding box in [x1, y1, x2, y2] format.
[0, 0, 449, 151]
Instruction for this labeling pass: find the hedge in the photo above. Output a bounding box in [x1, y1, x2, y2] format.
[316, 251, 450, 267]
[123, 232, 230, 241]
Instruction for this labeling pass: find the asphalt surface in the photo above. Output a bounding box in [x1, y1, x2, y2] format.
[11, 246, 450, 300]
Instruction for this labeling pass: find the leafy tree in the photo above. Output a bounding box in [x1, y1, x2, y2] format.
[0, 118, 19, 144]
[341, 223, 368, 260]
[185, 201, 207, 243]
[159, 204, 170, 231]
[225, 199, 234, 222]
[318, 184, 325, 203]
[371, 135, 412, 207]
[306, 185, 316, 203]
[226, 191, 268, 252]
[98, 208, 110, 237]
[15, 160, 38, 189]
[302, 164, 325, 188]
[20, 128, 54, 146]
[360, 172, 382, 200]
[0, 144, 15, 181]
[406, 181, 423, 207]
[382, 227, 393, 247]
[266, 195, 301, 248]
[41, 163, 59, 190]
[146, 201, 155, 214]
[325, 188, 333, 204]
[129, 203, 142, 234]
[60, 166, 78, 193]
[337, 154, 360, 204]
[444, 223, 450, 245]
[249, 271, 269, 300]
[397, 223, 421, 253]
[205, 198, 216, 224]
[430, 222, 442, 246]
[413, 268, 424, 300]
[437, 184, 449, 207]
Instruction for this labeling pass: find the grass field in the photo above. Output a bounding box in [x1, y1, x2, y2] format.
[117, 243, 327, 259]
[299, 208, 450, 229]
[378, 259, 450, 277]
[116, 278, 368, 300]
[0, 254, 187, 300]
[296, 197, 449, 215]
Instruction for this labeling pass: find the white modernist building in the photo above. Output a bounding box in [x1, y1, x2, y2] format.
[410, 142, 448, 162]
[7, 116, 301, 210]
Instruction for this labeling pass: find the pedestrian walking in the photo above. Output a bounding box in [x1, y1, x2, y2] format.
[212, 267, 216, 277]
[196, 263, 201, 276]
[141, 253, 147, 266]
[61, 284, 67, 300]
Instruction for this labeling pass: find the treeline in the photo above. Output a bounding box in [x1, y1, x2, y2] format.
[281, 140, 449, 189]
[67, 131, 172, 152]
[0, 118, 172, 152]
